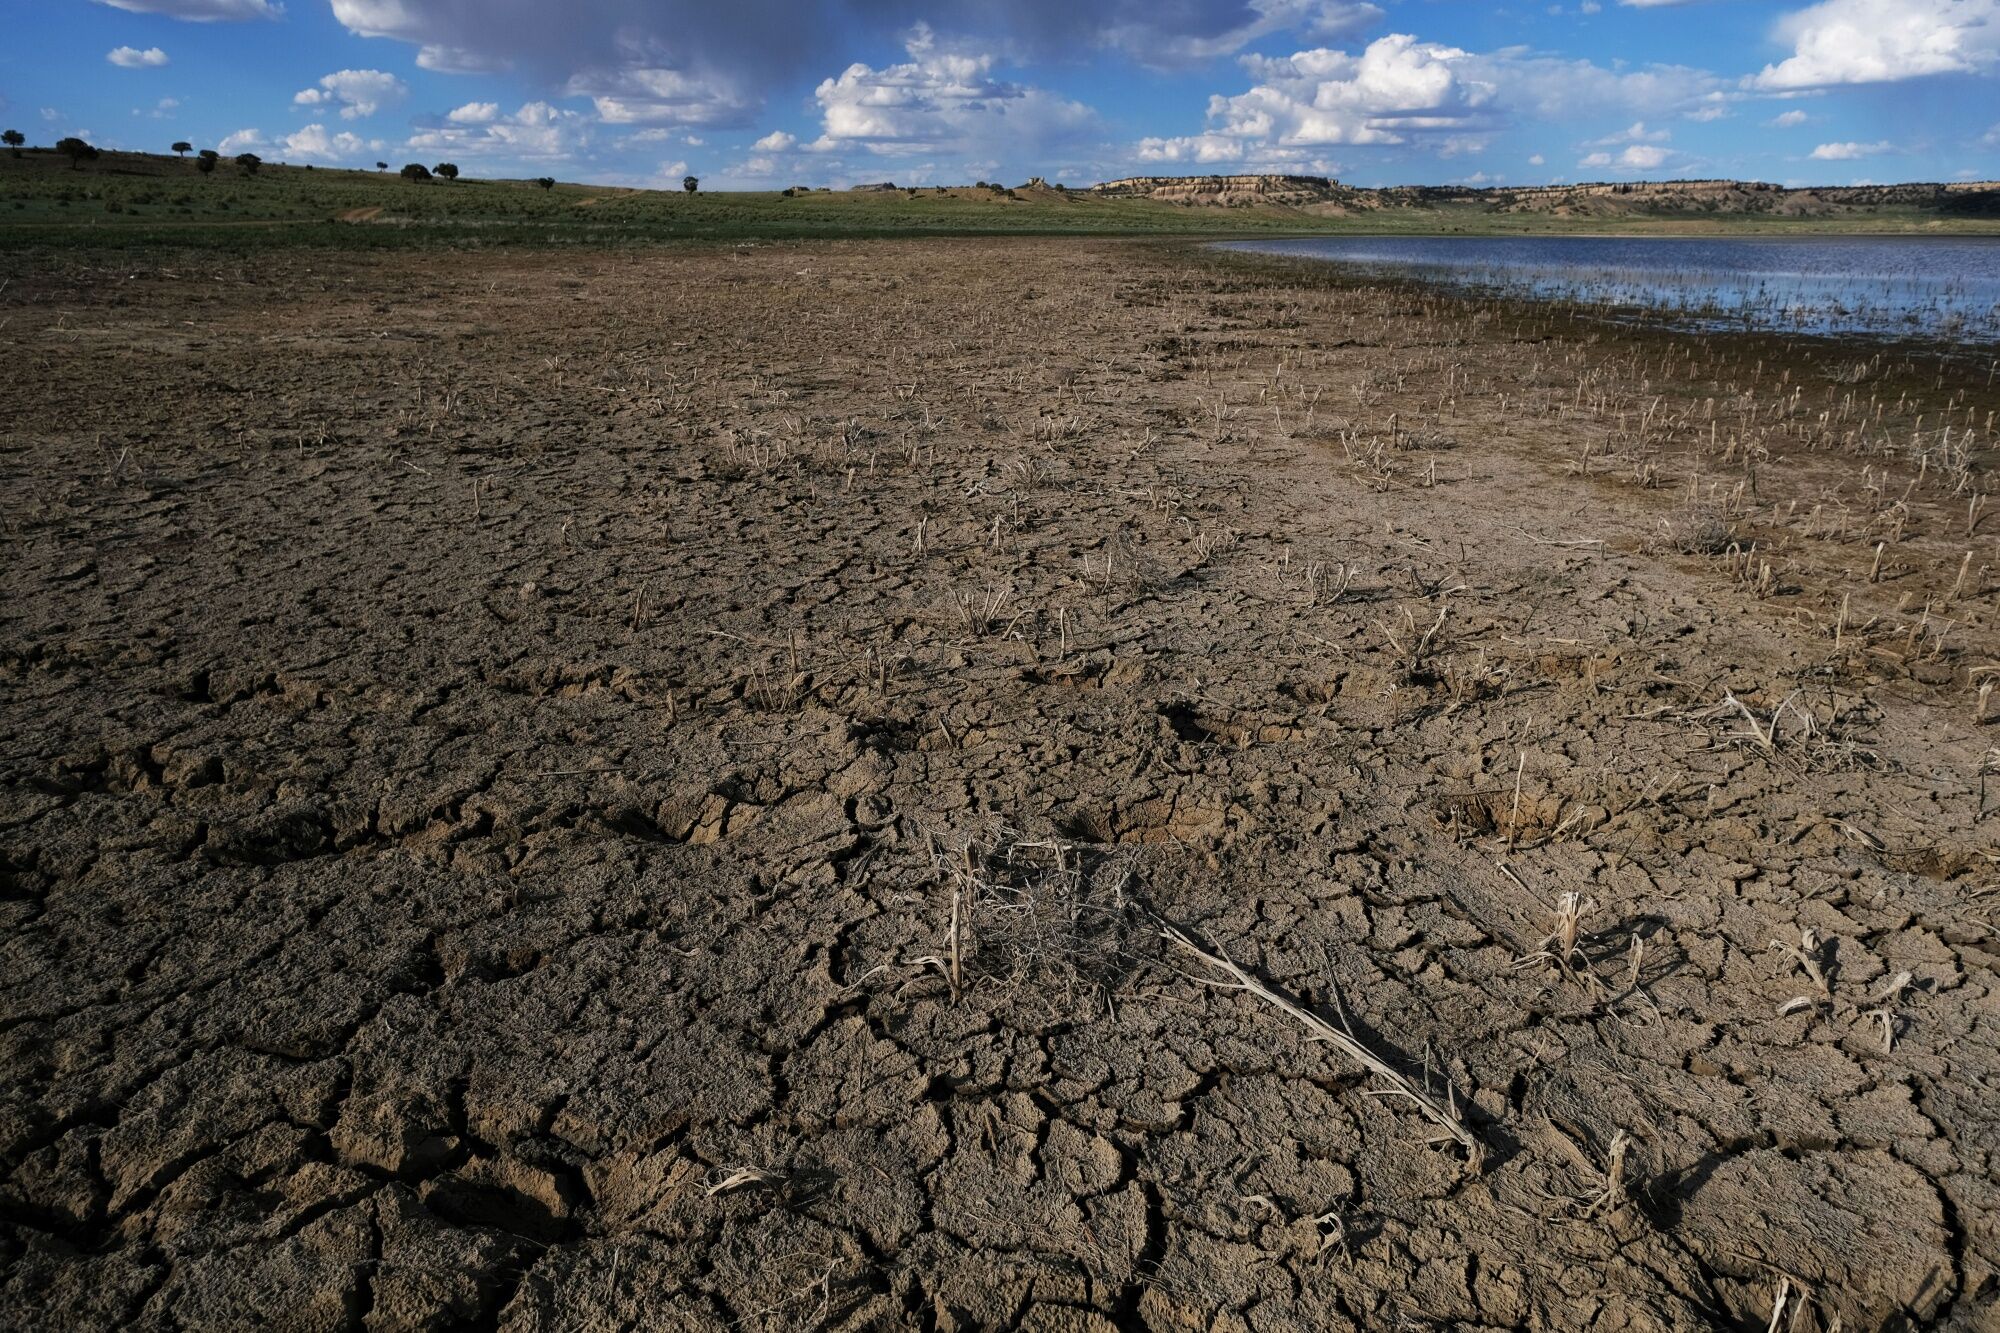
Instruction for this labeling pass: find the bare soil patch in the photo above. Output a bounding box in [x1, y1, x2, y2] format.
[2, 238, 1996, 1330]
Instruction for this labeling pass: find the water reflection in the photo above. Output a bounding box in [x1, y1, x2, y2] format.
[1217, 235, 2000, 343]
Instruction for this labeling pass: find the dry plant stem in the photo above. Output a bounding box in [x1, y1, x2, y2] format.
[1766, 1278, 1793, 1333]
[1514, 892, 1597, 989]
[1507, 750, 1527, 849]
[1161, 924, 1485, 1172]
[1773, 926, 1834, 1016]
[706, 1165, 788, 1197]
[948, 883, 964, 1002]
[1581, 1130, 1630, 1218]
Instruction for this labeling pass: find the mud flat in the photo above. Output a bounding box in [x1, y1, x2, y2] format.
[3, 238, 1996, 1330]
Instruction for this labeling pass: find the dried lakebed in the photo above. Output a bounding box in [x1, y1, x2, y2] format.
[2, 238, 1997, 1330]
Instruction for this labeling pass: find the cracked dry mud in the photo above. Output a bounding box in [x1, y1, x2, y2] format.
[3, 238, 1997, 1331]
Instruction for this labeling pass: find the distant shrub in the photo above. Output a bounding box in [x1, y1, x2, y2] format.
[535, 176, 555, 190]
[400, 163, 432, 182]
[683, 175, 699, 194]
[171, 141, 191, 157]
[434, 162, 459, 181]
[1660, 504, 1734, 555]
[1, 129, 23, 158]
[234, 152, 261, 175]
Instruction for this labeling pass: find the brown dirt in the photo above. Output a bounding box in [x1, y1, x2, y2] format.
[2, 238, 1996, 1331]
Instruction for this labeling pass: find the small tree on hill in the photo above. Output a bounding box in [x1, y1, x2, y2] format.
[400, 162, 432, 182]
[57, 137, 98, 170]
[196, 150, 217, 175]
[434, 162, 458, 181]
[172, 141, 191, 157]
[376, 161, 387, 171]
[683, 175, 698, 194]
[2, 129, 23, 158]
[234, 152, 260, 175]
[535, 176, 555, 190]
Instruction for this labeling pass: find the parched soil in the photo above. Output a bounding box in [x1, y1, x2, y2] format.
[2, 238, 1997, 1331]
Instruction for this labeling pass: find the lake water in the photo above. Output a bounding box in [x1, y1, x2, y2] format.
[1216, 235, 2000, 343]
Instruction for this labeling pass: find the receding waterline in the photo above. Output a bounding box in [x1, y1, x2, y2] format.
[1215, 235, 2000, 343]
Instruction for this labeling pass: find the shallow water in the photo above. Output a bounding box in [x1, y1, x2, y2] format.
[1217, 235, 2000, 343]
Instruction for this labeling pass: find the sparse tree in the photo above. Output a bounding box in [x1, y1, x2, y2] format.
[683, 175, 698, 194]
[196, 150, 217, 175]
[434, 162, 458, 181]
[172, 140, 191, 157]
[234, 152, 260, 175]
[2, 129, 23, 158]
[535, 176, 555, 190]
[57, 137, 98, 170]
[400, 162, 432, 182]
[376, 161, 387, 171]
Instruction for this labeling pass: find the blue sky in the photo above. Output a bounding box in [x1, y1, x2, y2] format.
[7, 1, 1997, 189]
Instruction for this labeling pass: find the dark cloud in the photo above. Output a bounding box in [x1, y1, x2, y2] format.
[328, 0, 1384, 122]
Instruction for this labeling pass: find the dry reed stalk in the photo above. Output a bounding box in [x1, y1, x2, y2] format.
[1507, 750, 1527, 849]
[1773, 927, 1834, 1016]
[1161, 924, 1485, 1172]
[1581, 1129, 1631, 1219]
[1513, 892, 1597, 988]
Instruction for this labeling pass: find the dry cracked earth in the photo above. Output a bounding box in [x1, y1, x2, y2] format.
[3, 238, 1998, 1331]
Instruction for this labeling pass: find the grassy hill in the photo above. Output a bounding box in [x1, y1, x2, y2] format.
[4, 146, 1996, 250]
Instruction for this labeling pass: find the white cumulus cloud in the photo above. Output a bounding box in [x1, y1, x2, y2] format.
[294, 69, 409, 120]
[283, 123, 382, 161]
[406, 101, 588, 161]
[1136, 32, 1720, 167]
[1809, 138, 1895, 157]
[1754, 0, 2000, 88]
[1136, 132, 1250, 163]
[1580, 142, 1674, 170]
[446, 102, 500, 124]
[811, 25, 1097, 156]
[1201, 35, 1495, 148]
[1589, 120, 1670, 144]
[107, 46, 171, 67]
